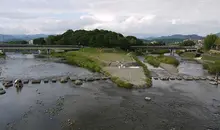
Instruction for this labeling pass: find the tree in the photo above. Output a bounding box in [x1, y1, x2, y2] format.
[214, 38, 220, 50]
[204, 34, 218, 50]
[180, 40, 196, 46]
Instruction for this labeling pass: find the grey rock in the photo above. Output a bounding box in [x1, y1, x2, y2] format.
[0, 89, 6, 95]
[32, 80, 41, 84]
[60, 78, 68, 83]
[23, 80, 29, 84]
[86, 77, 95, 82]
[145, 97, 151, 101]
[44, 80, 49, 83]
[3, 82, 13, 88]
[74, 80, 83, 85]
[52, 79, 57, 83]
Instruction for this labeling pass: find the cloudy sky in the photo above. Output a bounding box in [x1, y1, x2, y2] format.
[0, 0, 220, 36]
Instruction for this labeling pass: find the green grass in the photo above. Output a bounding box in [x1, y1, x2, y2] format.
[79, 48, 133, 62]
[202, 54, 220, 62]
[180, 52, 196, 59]
[203, 61, 220, 74]
[157, 55, 179, 66]
[144, 55, 160, 67]
[150, 49, 170, 54]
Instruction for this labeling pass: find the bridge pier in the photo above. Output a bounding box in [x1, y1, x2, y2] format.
[47, 49, 50, 55]
[170, 49, 174, 56]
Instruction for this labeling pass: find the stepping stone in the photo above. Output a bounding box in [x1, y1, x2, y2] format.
[145, 97, 151, 101]
[60, 78, 68, 83]
[86, 77, 95, 82]
[74, 80, 83, 85]
[23, 80, 29, 84]
[210, 81, 218, 85]
[70, 77, 76, 81]
[0, 88, 6, 95]
[170, 77, 176, 80]
[193, 77, 200, 80]
[153, 77, 159, 80]
[3, 82, 13, 88]
[102, 77, 108, 80]
[52, 79, 57, 83]
[199, 77, 206, 80]
[44, 80, 49, 83]
[32, 80, 41, 84]
[94, 77, 101, 80]
[2, 80, 13, 85]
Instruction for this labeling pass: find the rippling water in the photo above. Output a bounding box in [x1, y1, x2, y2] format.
[0, 53, 92, 80]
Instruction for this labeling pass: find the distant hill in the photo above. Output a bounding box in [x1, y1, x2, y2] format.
[216, 32, 220, 37]
[144, 34, 204, 43]
[0, 34, 48, 42]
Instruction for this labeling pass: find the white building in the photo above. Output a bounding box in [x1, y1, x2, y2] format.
[28, 40, 34, 45]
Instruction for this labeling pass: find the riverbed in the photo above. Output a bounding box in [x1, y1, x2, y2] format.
[0, 53, 220, 130]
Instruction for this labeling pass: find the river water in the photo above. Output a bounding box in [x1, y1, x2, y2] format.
[0, 53, 220, 130]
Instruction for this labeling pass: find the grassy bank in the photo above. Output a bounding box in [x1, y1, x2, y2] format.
[144, 55, 160, 67]
[52, 48, 148, 89]
[144, 55, 179, 67]
[132, 54, 152, 87]
[180, 52, 196, 59]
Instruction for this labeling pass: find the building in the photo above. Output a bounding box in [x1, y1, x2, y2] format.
[28, 40, 34, 45]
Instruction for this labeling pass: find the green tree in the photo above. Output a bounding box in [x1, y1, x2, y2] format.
[204, 34, 218, 50]
[180, 40, 196, 46]
[214, 38, 220, 50]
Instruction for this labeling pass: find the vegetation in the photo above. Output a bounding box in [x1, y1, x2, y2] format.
[179, 40, 196, 46]
[132, 54, 152, 87]
[5, 40, 28, 44]
[33, 29, 143, 51]
[157, 55, 179, 66]
[144, 56, 160, 67]
[204, 34, 218, 50]
[202, 54, 220, 62]
[150, 49, 170, 54]
[180, 52, 196, 59]
[203, 61, 220, 75]
[214, 38, 220, 50]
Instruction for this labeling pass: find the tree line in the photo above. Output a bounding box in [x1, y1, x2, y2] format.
[33, 29, 144, 50]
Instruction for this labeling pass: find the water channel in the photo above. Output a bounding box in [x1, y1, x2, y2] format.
[0, 53, 219, 130]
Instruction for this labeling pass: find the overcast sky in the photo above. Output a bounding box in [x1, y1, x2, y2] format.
[0, 0, 220, 36]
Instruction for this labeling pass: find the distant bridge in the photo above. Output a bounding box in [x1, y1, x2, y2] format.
[0, 44, 82, 50]
[130, 45, 197, 50]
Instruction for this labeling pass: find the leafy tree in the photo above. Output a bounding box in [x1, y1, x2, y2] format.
[180, 40, 196, 46]
[204, 34, 218, 50]
[33, 29, 143, 50]
[214, 38, 220, 50]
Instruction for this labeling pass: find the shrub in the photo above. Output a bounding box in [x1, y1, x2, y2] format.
[157, 55, 179, 66]
[150, 49, 170, 54]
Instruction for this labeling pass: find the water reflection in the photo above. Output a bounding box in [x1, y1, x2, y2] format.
[15, 85, 23, 93]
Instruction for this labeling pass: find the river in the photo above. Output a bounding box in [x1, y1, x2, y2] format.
[0, 53, 220, 130]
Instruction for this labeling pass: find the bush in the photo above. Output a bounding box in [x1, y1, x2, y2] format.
[150, 49, 170, 54]
[144, 56, 160, 67]
[157, 55, 179, 66]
